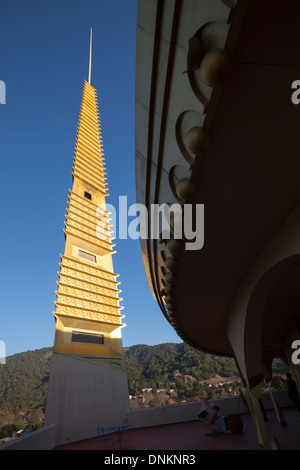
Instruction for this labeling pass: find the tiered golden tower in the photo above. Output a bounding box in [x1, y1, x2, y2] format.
[44, 31, 129, 447]
[52, 46, 125, 368]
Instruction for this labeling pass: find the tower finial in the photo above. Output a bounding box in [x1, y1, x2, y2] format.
[88, 27, 92, 85]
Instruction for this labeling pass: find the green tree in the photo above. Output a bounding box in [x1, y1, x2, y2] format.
[0, 424, 17, 438]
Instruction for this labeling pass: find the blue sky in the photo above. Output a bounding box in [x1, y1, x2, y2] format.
[0, 0, 181, 357]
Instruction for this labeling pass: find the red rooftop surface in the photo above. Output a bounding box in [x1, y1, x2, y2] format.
[55, 406, 300, 451]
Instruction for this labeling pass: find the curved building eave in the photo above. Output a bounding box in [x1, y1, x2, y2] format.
[135, 0, 300, 362]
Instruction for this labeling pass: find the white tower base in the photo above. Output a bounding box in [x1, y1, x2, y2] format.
[44, 353, 130, 447]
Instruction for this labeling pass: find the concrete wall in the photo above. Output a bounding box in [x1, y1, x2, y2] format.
[0, 424, 57, 451]
[43, 353, 130, 447]
[123, 389, 293, 429]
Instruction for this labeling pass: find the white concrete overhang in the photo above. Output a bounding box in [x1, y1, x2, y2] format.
[135, 0, 300, 363]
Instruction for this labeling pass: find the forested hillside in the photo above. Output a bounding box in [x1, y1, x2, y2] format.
[0, 348, 51, 413]
[124, 343, 239, 394]
[0, 343, 289, 438]
[0, 348, 52, 437]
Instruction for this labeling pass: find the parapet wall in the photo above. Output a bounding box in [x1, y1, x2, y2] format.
[123, 389, 293, 429]
[0, 424, 57, 451]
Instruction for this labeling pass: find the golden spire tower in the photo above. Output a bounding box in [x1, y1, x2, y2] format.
[52, 29, 125, 367]
[44, 30, 130, 446]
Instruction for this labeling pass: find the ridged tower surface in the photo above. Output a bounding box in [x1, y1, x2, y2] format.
[52, 80, 125, 369]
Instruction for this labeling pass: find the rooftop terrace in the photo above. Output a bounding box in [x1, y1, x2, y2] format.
[55, 406, 300, 451]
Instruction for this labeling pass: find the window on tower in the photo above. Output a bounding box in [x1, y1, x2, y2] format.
[78, 250, 97, 263]
[71, 331, 104, 345]
[84, 191, 92, 201]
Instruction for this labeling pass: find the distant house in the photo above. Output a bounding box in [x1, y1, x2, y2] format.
[184, 375, 196, 383]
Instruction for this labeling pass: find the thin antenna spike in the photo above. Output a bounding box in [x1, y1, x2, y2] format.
[88, 27, 92, 84]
